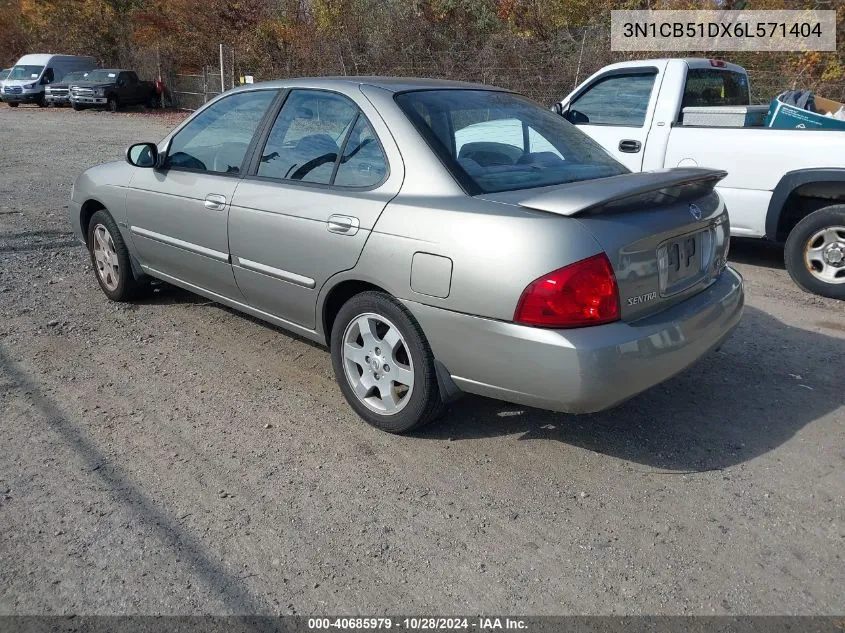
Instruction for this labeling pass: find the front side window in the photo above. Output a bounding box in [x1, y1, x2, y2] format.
[396, 89, 626, 194]
[258, 89, 387, 187]
[8, 65, 44, 80]
[165, 89, 277, 174]
[569, 73, 656, 126]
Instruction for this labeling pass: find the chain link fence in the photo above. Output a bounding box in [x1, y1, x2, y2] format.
[154, 27, 844, 111]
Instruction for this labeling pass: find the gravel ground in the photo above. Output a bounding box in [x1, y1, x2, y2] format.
[0, 105, 843, 616]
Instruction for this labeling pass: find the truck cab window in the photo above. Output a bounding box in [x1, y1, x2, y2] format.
[570, 73, 656, 127]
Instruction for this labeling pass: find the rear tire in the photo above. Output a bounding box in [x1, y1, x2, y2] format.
[784, 205, 845, 300]
[330, 291, 444, 433]
[87, 210, 143, 302]
[8, 102, 18, 108]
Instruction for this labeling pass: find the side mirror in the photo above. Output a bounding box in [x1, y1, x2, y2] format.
[126, 142, 158, 168]
[565, 109, 590, 124]
[552, 102, 565, 116]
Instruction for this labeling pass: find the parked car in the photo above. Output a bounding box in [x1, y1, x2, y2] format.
[555, 58, 845, 299]
[2, 54, 96, 107]
[0, 68, 10, 102]
[68, 78, 743, 433]
[70, 68, 156, 111]
[44, 70, 91, 106]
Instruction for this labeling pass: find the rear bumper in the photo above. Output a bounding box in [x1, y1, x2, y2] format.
[404, 267, 744, 413]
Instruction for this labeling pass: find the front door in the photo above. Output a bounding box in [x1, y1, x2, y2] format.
[229, 89, 399, 329]
[126, 88, 279, 299]
[566, 71, 658, 172]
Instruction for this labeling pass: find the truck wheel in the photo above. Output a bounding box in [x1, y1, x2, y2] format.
[8, 102, 18, 108]
[72, 102, 84, 111]
[36, 96, 46, 107]
[784, 205, 845, 300]
[107, 96, 119, 112]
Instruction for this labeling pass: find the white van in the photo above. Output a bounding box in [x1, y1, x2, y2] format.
[2, 54, 97, 107]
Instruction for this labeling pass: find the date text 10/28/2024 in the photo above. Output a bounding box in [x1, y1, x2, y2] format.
[308, 617, 528, 630]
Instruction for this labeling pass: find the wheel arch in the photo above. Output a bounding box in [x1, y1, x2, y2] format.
[319, 277, 388, 345]
[317, 274, 463, 403]
[766, 168, 845, 242]
[80, 198, 108, 241]
[80, 199, 146, 280]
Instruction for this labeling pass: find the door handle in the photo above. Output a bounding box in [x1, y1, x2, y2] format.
[618, 139, 642, 153]
[204, 194, 227, 211]
[327, 214, 360, 236]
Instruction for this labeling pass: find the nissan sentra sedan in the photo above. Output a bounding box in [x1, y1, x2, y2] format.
[68, 77, 744, 433]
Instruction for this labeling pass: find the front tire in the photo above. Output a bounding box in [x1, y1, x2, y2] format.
[8, 102, 18, 108]
[107, 95, 119, 112]
[784, 205, 845, 300]
[87, 210, 143, 301]
[330, 291, 444, 433]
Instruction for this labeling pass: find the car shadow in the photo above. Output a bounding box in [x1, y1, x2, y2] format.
[728, 237, 786, 270]
[128, 284, 843, 472]
[416, 306, 844, 472]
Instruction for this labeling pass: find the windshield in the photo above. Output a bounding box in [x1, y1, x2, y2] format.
[84, 70, 119, 82]
[63, 71, 91, 83]
[8, 65, 44, 80]
[395, 90, 627, 194]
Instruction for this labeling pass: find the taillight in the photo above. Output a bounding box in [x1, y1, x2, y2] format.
[514, 254, 621, 328]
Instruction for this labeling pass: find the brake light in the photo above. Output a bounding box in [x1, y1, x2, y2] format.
[709, 59, 727, 68]
[514, 254, 621, 328]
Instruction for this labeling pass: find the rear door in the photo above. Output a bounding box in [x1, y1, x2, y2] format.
[565, 69, 661, 171]
[228, 88, 401, 329]
[126, 88, 279, 299]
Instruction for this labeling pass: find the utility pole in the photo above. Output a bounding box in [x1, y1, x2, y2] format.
[219, 43, 225, 93]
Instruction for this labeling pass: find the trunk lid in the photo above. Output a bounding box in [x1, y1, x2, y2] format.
[479, 168, 731, 321]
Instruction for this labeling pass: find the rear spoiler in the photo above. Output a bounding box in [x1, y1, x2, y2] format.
[517, 168, 728, 217]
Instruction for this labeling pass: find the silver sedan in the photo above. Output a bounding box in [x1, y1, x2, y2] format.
[68, 78, 744, 433]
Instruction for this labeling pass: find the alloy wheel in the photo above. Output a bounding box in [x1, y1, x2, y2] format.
[92, 224, 120, 291]
[341, 313, 414, 415]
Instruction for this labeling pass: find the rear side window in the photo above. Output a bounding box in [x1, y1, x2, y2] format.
[396, 89, 626, 195]
[257, 89, 388, 187]
[333, 117, 387, 187]
[165, 89, 277, 174]
[570, 73, 656, 126]
[681, 69, 750, 109]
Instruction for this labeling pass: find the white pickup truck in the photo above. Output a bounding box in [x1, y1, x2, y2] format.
[555, 57, 845, 299]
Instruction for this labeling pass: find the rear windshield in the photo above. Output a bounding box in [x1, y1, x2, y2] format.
[395, 89, 627, 194]
[681, 69, 750, 109]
